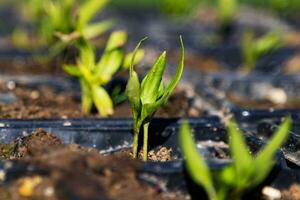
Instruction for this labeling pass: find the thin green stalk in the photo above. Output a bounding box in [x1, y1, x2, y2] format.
[132, 128, 139, 159]
[143, 122, 150, 161]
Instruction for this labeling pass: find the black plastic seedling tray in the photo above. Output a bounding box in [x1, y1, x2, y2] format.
[0, 117, 297, 200]
[190, 74, 300, 167]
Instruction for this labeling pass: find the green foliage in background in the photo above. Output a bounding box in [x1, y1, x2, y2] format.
[126, 36, 184, 161]
[242, 31, 282, 72]
[180, 116, 291, 200]
[110, 0, 200, 16]
[64, 31, 144, 117]
[158, 0, 200, 17]
[15, 0, 113, 55]
[239, 0, 300, 14]
[217, 0, 237, 25]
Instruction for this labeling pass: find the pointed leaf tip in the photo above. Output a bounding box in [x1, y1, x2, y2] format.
[130, 37, 147, 75]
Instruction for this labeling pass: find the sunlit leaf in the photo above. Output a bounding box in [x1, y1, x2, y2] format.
[180, 121, 217, 200]
[83, 20, 114, 39]
[140, 51, 166, 104]
[77, 0, 109, 30]
[227, 120, 253, 188]
[63, 65, 81, 76]
[92, 86, 113, 117]
[79, 42, 95, 71]
[255, 32, 281, 56]
[252, 116, 291, 186]
[80, 80, 93, 114]
[126, 71, 141, 114]
[105, 31, 127, 51]
[96, 50, 124, 84]
[163, 36, 184, 98]
[123, 49, 145, 69]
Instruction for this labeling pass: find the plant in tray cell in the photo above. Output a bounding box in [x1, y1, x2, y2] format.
[180, 116, 291, 200]
[242, 30, 282, 73]
[126, 36, 185, 161]
[63, 31, 144, 117]
[16, 0, 113, 56]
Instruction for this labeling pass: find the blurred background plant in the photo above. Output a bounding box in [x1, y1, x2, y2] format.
[12, 0, 113, 58]
[180, 116, 291, 200]
[64, 31, 144, 117]
[241, 31, 282, 73]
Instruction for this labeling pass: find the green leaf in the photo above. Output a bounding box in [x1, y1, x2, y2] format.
[92, 86, 113, 117]
[123, 49, 145, 70]
[255, 32, 281, 56]
[105, 31, 128, 51]
[82, 20, 114, 39]
[144, 36, 184, 108]
[126, 37, 147, 127]
[242, 31, 256, 71]
[80, 80, 93, 114]
[163, 36, 185, 98]
[77, 0, 109, 31]
[179, 121, 217, 200]
[252, 116, 291, 186]
[227, 120, 253, 188]
[78, 63, 94, 83]
[79, 42, 95, 71]
[129, 37, 147, 76]
[126, 71, 141, 114]
[140, 51, 167, 104]
[96, 50, 124, 84]
[63, 65, 81, 77]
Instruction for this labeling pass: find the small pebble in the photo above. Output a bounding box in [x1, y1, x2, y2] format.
[6, 81, 16, 90]
[262, 186, 281, 200]
[30, 91, 40, 100]
[44, 186, 54, 197]
[0, 170, 6, 181]
[266, 88, 287, 105]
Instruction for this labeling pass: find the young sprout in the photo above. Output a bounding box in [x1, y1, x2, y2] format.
[242, 31, 282, 73]
[126, 36, 185, 161]
[17, 0, 113, 55]
[217, 0, 237, 26]
[64, 31, 143, 117]
[180, 116, 291, 200]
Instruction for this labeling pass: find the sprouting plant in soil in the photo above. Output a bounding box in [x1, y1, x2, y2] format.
[217, 0, 237, 33]
[126, 36, 185, 161]
[242, 30, 282, 73]
[180, 116, 291, 200]
[64, 31, 143, 117]
[15, 0, 113, 56]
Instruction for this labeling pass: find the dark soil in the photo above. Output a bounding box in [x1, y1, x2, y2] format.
[0, 84, 83, 119]
[0, 58, 64, 75]
[112, 147, 175, 162]
[0, 82, 201, 119]
[0, 129, 184, 200]
[170, 50, 222, 73]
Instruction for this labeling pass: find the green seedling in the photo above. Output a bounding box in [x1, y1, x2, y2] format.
[242, 31, 282, 72]
[16, 0, 113, 55]
[217, 0, 237, 27]
[180, 116, 291, 200]
[126, 36, 184, 161]
[64, 31, 144, 117]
